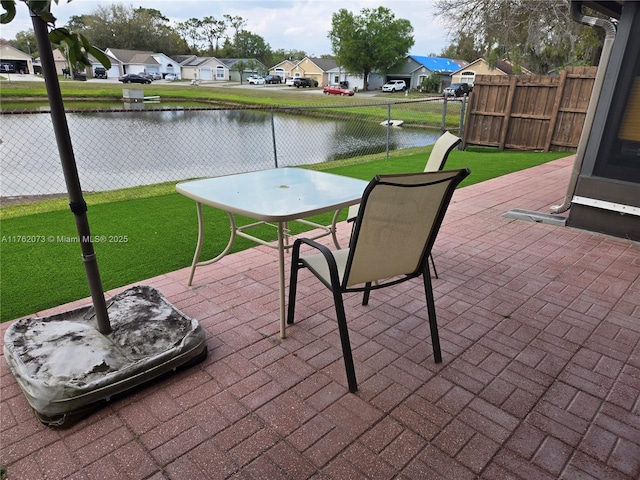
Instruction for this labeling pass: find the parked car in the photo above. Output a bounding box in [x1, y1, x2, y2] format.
[322, 84, 355, 96]
[285, 77, 295, 86]
[164, 73, 177, 81]
[443, 83, 473, 97]
[264, 75, 282, 84]
[294, 77, 317, 88]
[137, 72, 154, 81]
[73, 71, 87, 81]
[119, 74, 152, 84]
[382, 80, 406, 92]
[247, 75, 265, 85]
[149, 72, 162, 80]
[94, 67, 107, 79]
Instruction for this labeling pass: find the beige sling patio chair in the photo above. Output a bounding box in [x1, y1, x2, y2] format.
[346, 130, 462, 279]
[287, 168, 471, 392]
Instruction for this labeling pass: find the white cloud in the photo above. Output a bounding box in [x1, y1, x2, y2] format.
[1, 0, 450, 57]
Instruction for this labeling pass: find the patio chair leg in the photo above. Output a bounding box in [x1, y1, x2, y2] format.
[362, 282, 372, 306]
[287, 245, 302, 325]
[430, 253, 438, 279]
[333, 290, 358, 392]
[423, 264, 442, 363]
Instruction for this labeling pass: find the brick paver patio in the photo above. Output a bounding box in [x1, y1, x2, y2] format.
[2, 155, 639, 479]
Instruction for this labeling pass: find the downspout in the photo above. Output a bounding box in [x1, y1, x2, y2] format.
[550, 1, 617, 214]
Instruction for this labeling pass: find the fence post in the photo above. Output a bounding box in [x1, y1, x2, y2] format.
[270, 107, 278, 168]
[458, 95, 467, 146]
[544, 69, 568, 152]
[441, 96, 447, 134]
[498, 76, 518, 151]
[386, 103, 391, 158]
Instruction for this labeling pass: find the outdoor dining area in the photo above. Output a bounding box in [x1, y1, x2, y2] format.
[2, 151, 639, 479]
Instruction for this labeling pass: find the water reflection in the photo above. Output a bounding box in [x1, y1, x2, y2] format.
[1, 109, 440, 196]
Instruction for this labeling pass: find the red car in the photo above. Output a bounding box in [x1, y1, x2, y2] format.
[322, 84, 354, 96]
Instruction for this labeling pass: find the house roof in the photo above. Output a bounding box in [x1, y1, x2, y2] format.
[305, 57, 338, 72]
[171, 55, 198, 66]
[451, 57, 533, 76]
[87, 49, 120, 66]
[409, 56, 467, 74]
[107, 48, 158, 65]
[219, 58, 266, 69]
[0, 44, 31, 60]
[181, 56, 225, 68]
[271, 59, 297, 69]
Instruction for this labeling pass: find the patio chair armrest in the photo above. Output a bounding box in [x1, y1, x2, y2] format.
[292, 238, 342, 288]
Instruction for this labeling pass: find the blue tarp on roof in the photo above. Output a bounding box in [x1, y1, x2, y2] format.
[409, 56, 462, 73]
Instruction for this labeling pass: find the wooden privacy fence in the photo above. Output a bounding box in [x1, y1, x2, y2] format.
[462, 66, 597, 152]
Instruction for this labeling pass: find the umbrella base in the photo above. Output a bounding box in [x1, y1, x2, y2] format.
[3, 286, 208, 428]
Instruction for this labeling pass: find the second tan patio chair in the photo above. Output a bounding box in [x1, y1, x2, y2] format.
[288, 169, 470, 392]
[346, 130, 462, 278]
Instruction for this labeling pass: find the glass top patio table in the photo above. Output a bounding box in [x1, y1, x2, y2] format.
[176, 168, 369, 338]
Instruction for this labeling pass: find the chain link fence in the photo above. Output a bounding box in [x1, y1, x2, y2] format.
[1, 98, 465, 205]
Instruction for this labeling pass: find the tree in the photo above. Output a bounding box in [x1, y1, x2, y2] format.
[440, 31, 482, 62]
[61, 4, 188, 55]
[9, 29, 37, 57]
[235, 31, 270, 64]
[176, 18, 203, 53]
[233, 60, 246, 83]
[328, 7, 414, 91]
[223, 14, 246, 46]
[200, 16, 226, 55]
[433, 0, 607, 73]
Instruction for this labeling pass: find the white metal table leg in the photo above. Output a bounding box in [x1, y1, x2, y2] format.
[278, 221, 287, 339]
[187, 203, 237, 286]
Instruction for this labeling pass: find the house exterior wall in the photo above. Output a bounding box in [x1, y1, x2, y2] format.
[90, 62, 121, 79]
[271, 60, 296, 79]
[451, 60, 506, 84]
[52, 49, 68, 76]
[290, 58, 324, 85]
[0, 44, 33, 74]
[182, 66, 199, 80]
[410, 66, 436, 91]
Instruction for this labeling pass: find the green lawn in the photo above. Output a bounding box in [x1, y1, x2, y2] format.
[0, 147, 570, 322]
[0, 79, 462, 128]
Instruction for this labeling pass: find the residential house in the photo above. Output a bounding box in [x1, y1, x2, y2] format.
[52, 49, 68, 76]
[450, 58, 533, 86]
[105, 48, 180, 79]
[387, 56, 467, 91]
[324, 64, 386, 91]
[0, 44, 33, 75]
[88, 50, 121, 79]
[269, 56, 383, 90]
[289, 57, 338, 86]
[270, 59, 297, 81]
[175, 55, 228, 81]
[220, 58, 267, 83]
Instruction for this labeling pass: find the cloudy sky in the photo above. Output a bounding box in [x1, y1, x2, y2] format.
[2, 0, 452, 57]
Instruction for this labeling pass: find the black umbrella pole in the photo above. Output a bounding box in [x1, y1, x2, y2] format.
[31, 12, 111, 334]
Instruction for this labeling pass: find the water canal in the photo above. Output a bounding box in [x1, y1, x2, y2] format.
[1, 109, 441, 197]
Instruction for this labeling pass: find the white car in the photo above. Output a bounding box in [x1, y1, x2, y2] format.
[285, 77, 295, 86]
[382, 80, 407, 92]
[164, 73, 177, 81]
[247, 75, 265, 85]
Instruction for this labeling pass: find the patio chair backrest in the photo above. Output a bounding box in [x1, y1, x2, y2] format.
[423, 131, 462, 172]
[344, 169, 470, 287]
